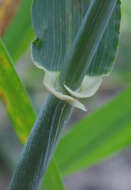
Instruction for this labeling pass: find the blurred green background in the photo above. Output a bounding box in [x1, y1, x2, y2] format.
[0, 0, 131, 189]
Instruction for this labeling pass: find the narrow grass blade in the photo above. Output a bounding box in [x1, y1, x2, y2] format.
[42, 159, 66, 190]
[0, 40, 65, 190]
[0, 0, 20, 36]
[0, 40, 35, 142]
[3, 0, 34, 61]
[55, 88, 131, 176]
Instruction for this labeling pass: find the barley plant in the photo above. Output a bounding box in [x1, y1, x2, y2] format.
[0, 0, 131, 190]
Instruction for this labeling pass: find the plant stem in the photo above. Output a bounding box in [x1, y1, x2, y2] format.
[9, 95, 72, 190]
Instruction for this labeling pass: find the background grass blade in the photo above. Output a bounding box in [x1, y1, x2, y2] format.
[42, 160, 66, 190]
[2, 0, 34, 61]
[0, 0, 21, 36]
[55, 88, 131, 176]
[0, 40, 35, 142]
[0, 39, 65, 190]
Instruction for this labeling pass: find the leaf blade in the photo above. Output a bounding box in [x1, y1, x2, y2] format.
[32, 0, 91, 71]
[43, 160, 66, 190]
[87, 1, 121, 76]
[0, 39, 65, 190]
[0, 40, 35, 142]
[32, 0, 120, 79]
[55, 88, 131, 176]
[0, 0, 20, 36]
[2, 0, 34, 61]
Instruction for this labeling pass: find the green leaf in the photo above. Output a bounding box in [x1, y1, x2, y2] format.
[87, 2, 121, 76]
[32, 0, 90, 71]
[42, 160, 66, 190]
[0, 40, 35, 142]
[32, 0, 120, 78]
[32, 0, 120, 112]
[55, 88, 131, 176]
[2, 0, 34, 61]
[60, 0, 120, 90]
[0, 40, 65, 190]
[0, 0, 20, 36]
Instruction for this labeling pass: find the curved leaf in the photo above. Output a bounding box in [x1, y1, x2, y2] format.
[32, 0, 120, 77]
[32, 0, 91, 71]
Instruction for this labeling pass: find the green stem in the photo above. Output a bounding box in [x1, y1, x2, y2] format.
[9, 95, 72, 190]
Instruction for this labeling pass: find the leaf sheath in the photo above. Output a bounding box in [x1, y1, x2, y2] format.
[8, 95, 72, 190]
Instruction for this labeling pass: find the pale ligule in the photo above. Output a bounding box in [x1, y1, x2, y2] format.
[43, 69, 86, 111]
[64, 75, 103, 99]
[33, 61, 104, 111]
